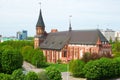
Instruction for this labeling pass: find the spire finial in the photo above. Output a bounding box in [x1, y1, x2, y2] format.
[69, 15, 72, 31]
[39, 2, 41, 9]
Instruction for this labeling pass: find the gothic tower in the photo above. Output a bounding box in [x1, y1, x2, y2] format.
[34, 8, 46, 49]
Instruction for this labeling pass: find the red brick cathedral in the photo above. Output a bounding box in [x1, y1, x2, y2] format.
[34, 9, 112, 63]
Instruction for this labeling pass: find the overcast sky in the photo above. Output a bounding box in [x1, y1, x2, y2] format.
[0, 0, 120, 37]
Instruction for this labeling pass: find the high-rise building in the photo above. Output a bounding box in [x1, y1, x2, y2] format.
[17, 31, 22, 40]
[16, 30, 27, 40]
[22, 30, 27, 40]
[101, 29, 115, 42]
[115, 31, 120, 41]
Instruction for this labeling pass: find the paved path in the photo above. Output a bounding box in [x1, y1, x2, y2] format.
[22, 61, 44, 73]
[22, 61, 86, 80]
[62, 72, 86, 80]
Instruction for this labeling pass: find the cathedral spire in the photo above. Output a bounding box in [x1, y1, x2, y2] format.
[36, 2, 45, 28]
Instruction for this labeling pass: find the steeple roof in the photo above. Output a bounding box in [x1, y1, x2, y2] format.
[36, 9, 45, 27]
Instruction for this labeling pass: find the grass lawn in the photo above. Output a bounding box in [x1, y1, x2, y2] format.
[45, 63, 68, 72]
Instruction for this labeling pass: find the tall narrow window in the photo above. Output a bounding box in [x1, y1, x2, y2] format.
[62, 51, 67, 57]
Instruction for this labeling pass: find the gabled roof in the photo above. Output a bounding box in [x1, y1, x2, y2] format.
[40, 34, 70, 50]
[40, 29, 108, 50]
[36, 9, 45, 27]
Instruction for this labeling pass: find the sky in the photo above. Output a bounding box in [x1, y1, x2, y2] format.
[0, 0, 120, 37]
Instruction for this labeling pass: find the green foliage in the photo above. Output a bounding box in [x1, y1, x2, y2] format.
[21, 46, 34, 61]
[1, 48, 23, 74]
[82, 52, 91, 62]
[21, 46, 47, 68]
[25, 71, 38, 80]
[0, 73, 11, 80]
[109, 36, 113, 44]
[69, 59, 74, 72]
[46, 63, 67, 72]
[0, 40, 33, 50]
[0, 49, 2, 71]
[69, 59, 85, 77]
[32, 49, 46, 68]
[82, 52, 112, 62]
[46, 68, 62, 80]
[38, 71, 50, 80]
[112, 40, 120, 57]
[27, 37, 34, 40]
[11, 69, 25, 80]
[57, 59, 62, 64]
[83, 57, 120, 80]
[1, 45, 14, 52]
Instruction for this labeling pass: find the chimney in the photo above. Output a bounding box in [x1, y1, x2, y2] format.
[51, 29, 58, 33]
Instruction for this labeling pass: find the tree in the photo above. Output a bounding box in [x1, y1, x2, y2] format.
[0, 41, 34, 50]
[32, 48, 46, 68]
[112, 40, 120, 57]
[11, 69, 25, 80]
[21, 46, 33, 61]
[82, 52, 92, 62]
[109, 36, 113, 44]
[69, 59, 85, 77]
[25, 71, 38, 80]
[46, 68, 62, 80]
[1, 48, 23, 74]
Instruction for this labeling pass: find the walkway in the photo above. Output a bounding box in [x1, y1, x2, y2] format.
[22, 61, 44, 73]
[22, 61, 86, 80]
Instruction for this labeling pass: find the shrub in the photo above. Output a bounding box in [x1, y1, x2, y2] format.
[11, 69, 25, 80]
[46, 68, 62, 80]
[83, 60, 102, 80]
[1, 48, 23, 74]
[57, 59, 62, 64]
[69, 59, 85, 77]
[83, 57, 120, 79]
[25, 71, 38, 80]
[0, 73, 11, 80]
[38, 71, 49, 80]
[82, 52, 91, 62]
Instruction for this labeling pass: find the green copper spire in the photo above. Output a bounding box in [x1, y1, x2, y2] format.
[36, 8, 45, 28]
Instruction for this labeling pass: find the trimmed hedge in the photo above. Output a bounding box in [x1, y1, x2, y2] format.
[83, 57, 120, 80]
[70, 57, 120, 79]
[46, 68, 62, 80]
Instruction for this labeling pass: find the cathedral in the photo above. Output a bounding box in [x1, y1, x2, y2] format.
[34, 9, 112, 63]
